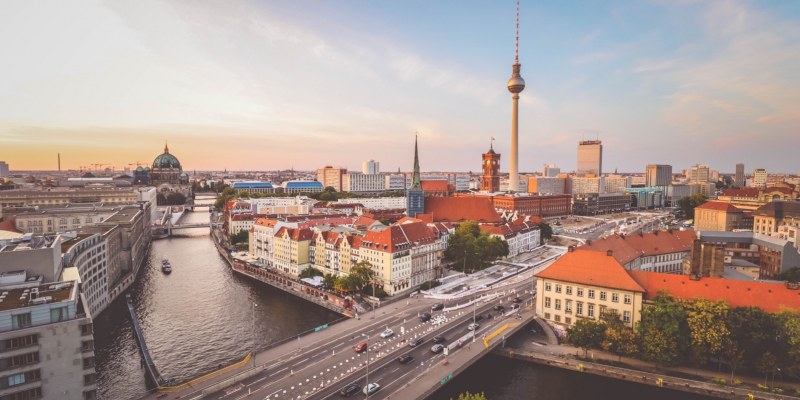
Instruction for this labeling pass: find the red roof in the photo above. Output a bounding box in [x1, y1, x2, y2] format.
[577, 230, 696, 265]
[361, 221, 438, 252]
[536, 251, 645, 292]
[421, 180, 449, 192]
[423, 197, 501, 223]
[0, 217, 22, 234]
[275, 227, 313, 241]
[628, 271, 800, 314]
[395, 216, 424, 225]
[721, 188, 760, 197]
[695, 201, 742, 213]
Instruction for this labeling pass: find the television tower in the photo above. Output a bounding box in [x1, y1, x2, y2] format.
[507, 0, 525, 192]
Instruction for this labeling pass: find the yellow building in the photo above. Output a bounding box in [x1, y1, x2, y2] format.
[694, 201, 745, 232]
[272, 227, 313, 277]
[535, 249, 645, 333]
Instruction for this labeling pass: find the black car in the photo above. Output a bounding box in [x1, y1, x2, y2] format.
[398, 354, 414, 364]
[431, 303, 444, 311]
[493, 305, 505, 311]
[339, 383, 360, 397]
[420, 312, 432, 322]
[513, 297, 522, 304]
[408, 337, 424, 348]
[432, 335, 446, 344]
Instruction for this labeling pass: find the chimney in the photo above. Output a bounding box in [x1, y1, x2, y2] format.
[606, 249, 613, 257]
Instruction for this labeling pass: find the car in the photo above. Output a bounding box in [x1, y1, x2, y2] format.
[493, 305, 505, 312]
[363, 383, 380, 395]
[380, 329, 394, 339]
[432, 335, 446, 344]
[513, 297, 522, 304]
[511, 303, 520, 310]
[430, 344, 445, 353]
[468, 323, 480, 331]
[473, 314, 484, 322]
[339, 383, 361, 397]
[419, 312, 432, 322]
[397, 354, 414, 364]
[431, 303, 444, 311]
[353, 342, 368, 353]
[408, 337, 424, 348]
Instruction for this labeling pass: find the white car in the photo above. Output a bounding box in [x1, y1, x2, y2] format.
[363, 382, 381, 395]
[467, 323, 480, 331]
[380, 329, 394, 339]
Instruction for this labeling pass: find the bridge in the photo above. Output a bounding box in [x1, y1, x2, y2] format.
[138, 267, 540, 400]
[151, 205, 213, 238]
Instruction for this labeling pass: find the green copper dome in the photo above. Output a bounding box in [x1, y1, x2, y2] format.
[152, 143, 181, 169]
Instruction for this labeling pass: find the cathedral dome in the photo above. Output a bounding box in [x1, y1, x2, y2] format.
[152, 143, 182, 170]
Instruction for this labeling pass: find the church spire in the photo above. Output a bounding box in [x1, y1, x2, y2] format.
[411, 133, 421, 189]
[164, 141, 169, 153]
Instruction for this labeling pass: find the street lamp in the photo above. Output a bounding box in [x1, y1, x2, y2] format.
[361, 333, 371, 399]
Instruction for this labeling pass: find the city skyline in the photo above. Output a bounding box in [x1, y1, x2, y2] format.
[2, 1, 799, 173]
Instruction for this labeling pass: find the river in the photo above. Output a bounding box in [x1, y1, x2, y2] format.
[94, 201, 712, 400]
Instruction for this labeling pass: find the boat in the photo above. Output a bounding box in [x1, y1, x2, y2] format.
[161, 259, 172, 274]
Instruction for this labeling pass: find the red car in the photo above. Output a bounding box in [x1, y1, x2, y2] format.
[353, 341, 368, 353]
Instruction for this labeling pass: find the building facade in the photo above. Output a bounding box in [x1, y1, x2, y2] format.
[752, 168, 768, 189]
[645, 164, 672, 187]
[577, 140, 603, 176]
[735, 163, 745, 187]
[480, 146, 500, 193]
[362, 160, 380, 175]
[689, 164, 710, 184]
[572, 193, 632, 215]
[342, 173, 387, 194]
[316, 167, 347, 192]
[694, 201, 746, 232]
[527, 177, 566, 195]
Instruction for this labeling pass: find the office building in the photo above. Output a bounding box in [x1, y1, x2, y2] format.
[577, 140, 603, 176]
[735, 163, 745, 187]
[316, 166, 347, 192]
[572, 193, 632, 215]
[527, 177, 566, 195]
[342, 173, 386, 194]
[604, 176, 631, 193]
[688, 164, 710, 184]
[543, 164, 561, 178]
[362, 160, 380, 175]
[571, 177, 603, 195]
[0, 161, 8, 178]
[645, 164, 672, 187]
[752, 168, 768, 189]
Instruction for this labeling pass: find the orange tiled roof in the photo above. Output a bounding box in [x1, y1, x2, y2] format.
[354, 215, 378, 227]
[628, 271, 800, 313]
[577, 230, 696, 265]
[360, 221, 437, 252]
[535, 250, 645, 292]
[395, 216, 424, 225]
[275, 227, 313, 241]
[423, 197, 502, 223]
[421, 180, 449, 192]
[695, 201, 742, 213]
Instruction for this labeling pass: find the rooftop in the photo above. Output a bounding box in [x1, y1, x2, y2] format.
[577, 230, 696, 265]
[232, 181, 273, 189]
[536, 250, 645, 293]
[101, 207, 141, 224]
[422, 197, 501, 224]
[695, 201, 743, 213]
[0, 280, 75, 312]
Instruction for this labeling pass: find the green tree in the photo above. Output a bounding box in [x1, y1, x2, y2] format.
[566, 319, 606, 357]
[454, 392, 487, 400]
[684, 298, 730, 366]
[778, 311, 800, 379]
[350, 261, 377, 293]
[778, 267, 800, 282]
[676, 193, 708, 219]
[757, 352, 779, 386]
[538, 222, 553, 243]
[298, 268, 323, 279]
[638, 293, 690, 366]
[602, 325, 639, 362]
[727, 307, 779, 371]
[444, 221, 510, 273]
[335, 275, 359, 293]
[322, 273, 337, 290]
[230, 229, 249, 245]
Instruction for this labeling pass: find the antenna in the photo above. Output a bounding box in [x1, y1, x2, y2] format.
[515, 0, 520, 63]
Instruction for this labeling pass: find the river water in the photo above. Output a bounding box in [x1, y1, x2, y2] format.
[94, 201, 712, 400]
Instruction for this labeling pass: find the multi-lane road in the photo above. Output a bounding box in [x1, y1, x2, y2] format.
[208, 284, 535, 400]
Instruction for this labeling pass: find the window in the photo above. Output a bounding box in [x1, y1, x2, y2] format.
[11, 314, 31, 330]
[577, 287, 584, 297]
[576, 302, 583, 316]
[623, 311, 631, 323]
[0, 335, 37, 352]
[588, 289, 595, 299]
[600, 291, 607, 301]
[555, 299, 561, 310]
[555, 284, 562, 294]
[611, 293, 619, 303]
[624, 295, 632, 304]
[565, 317, 571, 325]
[554, 315, 561, 322]
[544, 282, 551, 291]
[587, 304, 595, 318]
[50, 307, 68, 323]
[565, 286, 572, 295]
[544, 312, 551, 319]
[7, 373, 25, 387]
[565, 300, 572, 314]
[544, 297, 551, 308]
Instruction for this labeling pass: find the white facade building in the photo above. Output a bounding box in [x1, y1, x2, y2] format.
[362, 160, 380, 175]
[342, 173, 387, 193]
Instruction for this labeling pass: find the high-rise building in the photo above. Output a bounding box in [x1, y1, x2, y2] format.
[506, 1, 525, 192]
[577, 140, 603, 176]
[645, 164, 672, 187]
[735, 163, 745, 187]
[689, 164, 710, 184]
[0, 161, 9, 178]
[406, 137, 425, 217]
[481, 144, 500, 192]
[362, 160, 380, 175]
[315, 166, 347, 192]
[543, 163, 561, 177]
[752, 168, 768, 189]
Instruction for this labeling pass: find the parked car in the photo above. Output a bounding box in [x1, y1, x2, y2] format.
[511, 303, 520, 310]
[430, 344, 445, 353]
[468, 323, 480, 331]
[353, 342, 368, 353]
[493, 305, 505, 312]
[420, 312, 432, 322]
[408, 337, 424, 348]
[339, 383, 361, 397]
[397, 354, 414, 364]
[363, 383, 381, 395]
[380, 329, 394, 339]
[513, 297, 522, 303]
[432, 335, 446, 344]
[431, 303, 444, 311]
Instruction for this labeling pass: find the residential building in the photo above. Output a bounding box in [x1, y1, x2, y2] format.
[0, 279, 97, 400]
[691, 231, 800, 279]
[752, 168, 768, 189]
[480, 219, 540, 257]
[645, 164, 672, 187]
[338, 197, 407, 210]
[481, 145, 501, 193]
[385, 174, 407, 191]
[572, 193, 632, 215]
[735, 163, 745, 187]
[342, 173, 387, 194]
[535, 249, 644, 332]
[271, 227, 313, 277]
[315, 167, 346, 191]
[499, 176, 528, 193]
[694, 201, 747, 232]
[362, 160, 380, 175]
[688, 164, 710, 184]
[0, 188, 138, 208]
[577, 140, 603, 176]
[604, 176, 631, 193]
[576, 230, 695, 274]
[753, 201, 800, 248]
[527, 177, 566, 195]
[571, 176, 603, 194]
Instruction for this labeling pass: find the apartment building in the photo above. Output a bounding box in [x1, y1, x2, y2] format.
[14, 206, 124, 234]
[576, 230, 695, 274]
[0, 188, 138, 208]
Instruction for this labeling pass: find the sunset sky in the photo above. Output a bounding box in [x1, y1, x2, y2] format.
[1, 0, 798, 174]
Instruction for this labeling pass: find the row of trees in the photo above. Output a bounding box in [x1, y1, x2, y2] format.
[444, 221, 509, 273]
[567, 293, 800, 383]
[298, 261, 388, 298]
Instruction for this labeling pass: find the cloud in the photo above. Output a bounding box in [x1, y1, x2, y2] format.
[572, 52, 614, 65]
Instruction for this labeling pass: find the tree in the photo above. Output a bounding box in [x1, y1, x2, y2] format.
[322, 273, 337, 290]
[676, 194, 707, 219]
[444, 221, 510, 273]
[230, 229, 249, 245]
[566, 319, 606, 357]
[335, 275, 359, 293]
[638, 293, 690, 366]
[602, 325, 639, 362]
[350, 261, 377, 293]
[298, 268, 323, 279]
[727, 307, 779, 371]
[684, 298, 730, 366]
[454, 392, 487, 400]
[778, 311, 800, 380]
[778, 267, 800, 282]
[757, 352, 779, 386]
[538, 222, 553, 243]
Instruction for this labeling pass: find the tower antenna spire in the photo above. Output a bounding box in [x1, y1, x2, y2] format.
[515, 0, 520, 63]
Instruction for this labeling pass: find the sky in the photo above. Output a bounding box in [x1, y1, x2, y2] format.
[1, 0, 799, 174]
